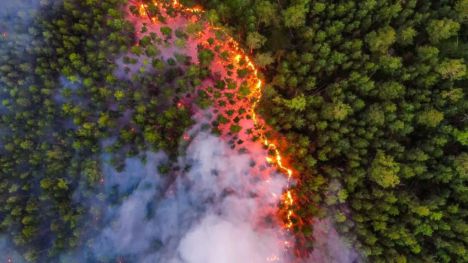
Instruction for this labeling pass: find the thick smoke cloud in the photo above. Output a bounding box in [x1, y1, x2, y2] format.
[79, 129, 291, 262]
[54, 107, 359, 263]
[71, 129, 359, 263]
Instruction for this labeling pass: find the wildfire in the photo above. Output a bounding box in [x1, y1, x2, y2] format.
[176, 101, 184, 109]
[234, 50, 296, 230]
[139, 0, 297, 237]
[138, 3, 146, 16]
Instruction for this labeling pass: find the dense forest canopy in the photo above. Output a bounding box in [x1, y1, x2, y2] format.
[0, 0, 466, 262]
[193, 0, 467, 261]
[0, 0, 195, 261]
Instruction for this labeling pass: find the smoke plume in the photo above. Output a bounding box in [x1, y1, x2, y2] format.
[67, 125, 293, 262]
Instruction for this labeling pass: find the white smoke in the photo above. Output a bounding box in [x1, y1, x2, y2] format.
[177, 215, 282, 263]
[78, 128, 292, 262]
[75, 129, 361, 263]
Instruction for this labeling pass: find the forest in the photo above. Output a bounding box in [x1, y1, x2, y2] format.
[195, 0, 467, 261]
[0, 0, 466, 262]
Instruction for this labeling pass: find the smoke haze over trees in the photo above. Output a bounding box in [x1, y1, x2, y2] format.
[0, 0, 467, 262]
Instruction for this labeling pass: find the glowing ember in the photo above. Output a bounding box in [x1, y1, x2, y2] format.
[142, 0, 297, 230]
[139, 4, 146, 16]
[136, 0, 298, 247]
[6, 257, 12, 263]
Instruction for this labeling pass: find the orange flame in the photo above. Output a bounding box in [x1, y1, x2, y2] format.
[139, 0, 297, 230]
[139, 4, 146, 16]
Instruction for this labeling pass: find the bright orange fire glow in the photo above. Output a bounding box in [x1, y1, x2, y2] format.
[139, 4, 146, 16]
[140, 0, 297, 232]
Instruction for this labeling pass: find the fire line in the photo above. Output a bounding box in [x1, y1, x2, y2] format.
[139, 0, 297, 231]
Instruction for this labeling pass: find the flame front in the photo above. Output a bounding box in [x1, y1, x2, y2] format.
[138, 0, 297, 239]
